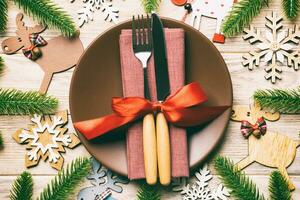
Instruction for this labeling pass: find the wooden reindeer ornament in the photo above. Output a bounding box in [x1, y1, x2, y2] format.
[188, 0, 236, 43]
[231, 103, 300, 190]
[1, 13, 84, 94]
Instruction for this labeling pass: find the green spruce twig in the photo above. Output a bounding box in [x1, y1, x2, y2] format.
[282, 0, 300, 20]
[0, 132, 3, 149]
[214, 156, 265, 200]
[38, 157, 91, 200]
[0, 89, 58, 115]
[137, 181, 161, 200]
[254, 87, 300, 113]
[10, 171, 33, 200]
[13, 0, 77, 37]
[0, 0, 8, 32]
[141, 0, 161, 13]
[221, 0, 268, 37]
[269, 171, 291, 200]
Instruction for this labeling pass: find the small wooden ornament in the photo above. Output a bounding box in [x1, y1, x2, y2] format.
[231, 103, 300, 190]
[171, 0, 187, 6]
[187, 0, 236, 43]
[13, 110, 81, 170]
[1, 13, 84, 94]
[243, 12, 300, 83]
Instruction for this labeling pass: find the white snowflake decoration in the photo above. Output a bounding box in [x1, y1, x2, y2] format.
[172, 165, 230, 200]
[243, 12, 300, 83]
[13, 110, 81, 170]
[76, 0, 119, 27]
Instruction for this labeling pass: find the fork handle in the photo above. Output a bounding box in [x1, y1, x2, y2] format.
[143, 113, 157, 185]
[156, 112, 171, 186]
[143, 68, 150, 99]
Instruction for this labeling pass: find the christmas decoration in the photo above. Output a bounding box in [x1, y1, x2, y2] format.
[12, 110, 81, 170]
[171, 0, 187, 6]
[187, 0, 236, 43]
[141, 0, 161, 13]
[171, 164, 230, 200]
[282, 0, 300, 20]
[0, 0, 77, 37]
[214, 156, 292, 200]
[137, 182, 161, 200]
[9, 158, 91, 200]
[10, 171, 33, 200]
[231, 103, 300, 190]
[254, 87, 300, 113]
[77, 157, 129, 200]
[242, 12, 300, 83]
[1, 13, 84, 94]
[221, 0, 267, 37]
[0, 89, 58, 115]
[75, 0, 119, 27]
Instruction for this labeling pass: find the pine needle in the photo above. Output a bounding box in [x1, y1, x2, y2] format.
[38, 157, 91, 200]
[0, 0, 8, 32]
[282, 0, 300, 20]
[10, 171, 33, 200]
[254, 87, 300, 113]
[13, 0, 77, 37]
[0, 132, 3, 149]
[221, 0, 267, 37]
[137, 181, 161, 200]
[0, 89, 58, 115]
[214, 156, 265, 200]
[141, 0, 161, 13]
[269, 171, 291, 200]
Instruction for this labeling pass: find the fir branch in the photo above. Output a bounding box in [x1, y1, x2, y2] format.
[254, 87, 300, 113]
[141, 0, 161, 13]
[38, 157, 91, 200]
[0, 56, 4, 72]
[214, 156, 265, 200]
[137, 181, 161, 200]
[0, 0, 8, 32]
[13, 0, 77, 37]
[0, 89, 58, 115]
[0, 132, 3, 149]
[10, 171, 33, 200]
[282, 0, 300, 20]
[269, 171, 291, 200]
[222, 0, 267, 37]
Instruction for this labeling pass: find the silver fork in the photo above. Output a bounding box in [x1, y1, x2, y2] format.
[132, 15, 157, 185]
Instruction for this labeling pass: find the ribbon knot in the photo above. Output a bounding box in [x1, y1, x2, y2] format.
[241, 117, 267, 138]
[22, 33, 47, 60]
[74, 82, 230, 140]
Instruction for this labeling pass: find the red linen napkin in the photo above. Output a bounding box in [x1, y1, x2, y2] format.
[119, 28, 188, 180]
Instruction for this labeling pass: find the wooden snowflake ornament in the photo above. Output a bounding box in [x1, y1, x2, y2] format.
[172, 165, 230, 200]
[243, 12, 300, 83]
[13, 110, 80, 170]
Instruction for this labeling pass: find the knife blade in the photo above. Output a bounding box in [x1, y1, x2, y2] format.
[152, 13, 170, 101]
[152, 13, 171, 186]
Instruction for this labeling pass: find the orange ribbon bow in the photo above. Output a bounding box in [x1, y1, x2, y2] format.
[74, 82, 230, 140]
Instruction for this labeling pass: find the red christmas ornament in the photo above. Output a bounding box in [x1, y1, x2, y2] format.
[171, 0, 187, 6]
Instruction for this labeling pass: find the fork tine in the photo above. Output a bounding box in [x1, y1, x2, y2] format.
[147, 15, 152, 48]
[132, 16, 136, 47]
[137, 15, 142, 45]
[142, 15, 147, 45]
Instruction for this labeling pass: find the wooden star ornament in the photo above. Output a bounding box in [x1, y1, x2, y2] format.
[13, 110, 80, 170]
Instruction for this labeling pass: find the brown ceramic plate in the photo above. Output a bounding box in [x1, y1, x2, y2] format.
[69, 18, 232, 176]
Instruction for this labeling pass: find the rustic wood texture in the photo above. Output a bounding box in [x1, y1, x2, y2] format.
[0, 0, 299, 199]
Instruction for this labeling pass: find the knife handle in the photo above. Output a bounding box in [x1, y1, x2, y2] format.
[156, 112, 171, 186]
[143, 113, 158, 185]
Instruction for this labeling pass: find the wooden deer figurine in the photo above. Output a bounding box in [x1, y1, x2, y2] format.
[231, 103, 300, 190]
[1, 13, 84, 94]
[189, 0, 237, 43]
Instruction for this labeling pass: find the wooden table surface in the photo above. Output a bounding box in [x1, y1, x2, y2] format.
[0, 0, 299, 199]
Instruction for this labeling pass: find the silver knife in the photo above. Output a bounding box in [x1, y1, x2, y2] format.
[152, 13, 171, 186]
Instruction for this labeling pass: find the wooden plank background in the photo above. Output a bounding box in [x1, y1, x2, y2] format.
[0, 0, 299, 199]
